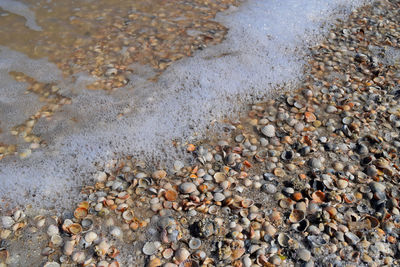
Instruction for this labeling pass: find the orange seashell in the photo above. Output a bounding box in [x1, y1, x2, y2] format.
[198, 184, 208, 193]
[304, 112, 316, 122]
[292, 192, 303, 201]
[325, 206, 337, 217]
[74, 207, 88, 219]
[387, 235, 396, 244]
[243, 160, 252, 168]
[187, 144, 196, 152]
[165, 190, 178, 201]
[299, 173, 307, 180]
[78, 201, 89, 210]
[312, 190, 326, 203]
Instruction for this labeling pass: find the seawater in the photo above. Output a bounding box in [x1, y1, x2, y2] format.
[0, 0, 368, 210]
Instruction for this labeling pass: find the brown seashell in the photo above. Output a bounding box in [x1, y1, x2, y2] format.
[279, 198, 295, 209]
[269, 210, 282, 224]
[108, 246, 120, 258]
[241, 199, 254, 208]
[179, 260, 199, 267]
[231, 248, 245, 260]
[363, 215, 379, 229]
[325, 206, 337, 218]
[165, 190, 178, 201]
[312, 190, 326, 203]
[289, 210, 305, 223]
[0, 249, 9, 263]
[148, 257, 162, 267]
[68, 223, 83, 235]
[74, 207, 88, 219]
[198, 184, 208, 193]
[292, 192, 303, 201]
[304, 112, 316, 122]
[273, 168, 285, 177]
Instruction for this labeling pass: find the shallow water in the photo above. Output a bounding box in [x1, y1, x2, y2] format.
[0, 0, 368, 210]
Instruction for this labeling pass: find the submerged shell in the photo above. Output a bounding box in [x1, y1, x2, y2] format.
[74, 207, 88, 219]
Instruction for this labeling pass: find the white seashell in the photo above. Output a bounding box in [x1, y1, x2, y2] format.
[97, 260, 110, 267]
[95, 171, 107, 182]
[1, 216, 14, 229]
[143, 241, 161, 255]
[179, 182, 197, 194]
[110, 227, 123, 239]
[175, 248, 190, 262]
[43, 262, 60, 267]
[13, 210, 25, 222]
[47, 225, 59, 236]
[63, 240, 75, 256]
[85, 231, 98, 243]
[51, 234, 63, 247]
[72, 251, 86, 263]
[189, 238, 202, 250]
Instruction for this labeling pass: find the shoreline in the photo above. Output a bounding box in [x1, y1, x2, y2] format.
[1, 0, 400, 266]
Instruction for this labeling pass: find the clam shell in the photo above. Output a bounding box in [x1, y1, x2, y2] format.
[277, 233, 290, 247]
[165, 190, 178, 201]
[179, 260, 199, 267]
[143, 241, 161, 256]
[85, 231, 98, 243]
[81, 218, 94, 231]
[214, 172, 226, 183]
[162, 248, 174, 259]
[289, 210, 305, 223]
[74, 207, 88, 219]
[67, 223, 82, 235]
[175, 248, 190, 262]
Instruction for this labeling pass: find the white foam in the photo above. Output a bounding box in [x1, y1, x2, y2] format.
[0, 0, 369, 209]
[0, 0, 42, 31]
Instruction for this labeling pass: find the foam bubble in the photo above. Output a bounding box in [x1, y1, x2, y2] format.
[0, 0, 42, 31]
[0, 0, 369, 210]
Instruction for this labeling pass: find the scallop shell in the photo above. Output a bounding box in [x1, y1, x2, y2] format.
[74, 207, 88, 219]
[143, 241, 161, 256]
[85, 231, 98, 243]
[277, 233, 290, 247]
[165, 190, 178, 201]
[312, 190, 326, 203]
[213, 172, 226, 183]
[162, 248, 174, 259]
[175, 248, 190, 262]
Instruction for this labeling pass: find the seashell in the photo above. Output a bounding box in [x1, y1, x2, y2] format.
[72, 251, 86, 263]
[152, 170, 167, 179]
[345, 232, 360, 245]
[279, 198, 295, 209]
[179, 182, 197, 194]
[208, 205, 219, 215]
[277, 233, 290, 247]
[175, 248, 190, 262]
[63, 240, 75, 256]
[289, 210, 305, 223]
[189, 238, 202, 250]
[165, 190, 178, 201]
[307, 235, 328, 248]
[108, 246, 120, 258]
[293, 219, 309, 232]
[312, 190, 326, 203]
[241, 199, 254, 208]
[214, 172, 226, 183]
[69, 223, 83, 235]
[50, 234, 63, 247]
[97, 261, 110, 267]
[179, 260, 199, 267]
[81, 218, 94, 231]
[363, 215, 379, 229]
[254, 150, 268, 162]
[162, 248, 174, 259]
[281, 150, 294, 161]
[13, 210, 25, 222]
[110, 227, 123, 238]
[213, 192, 225, 202]
[109, 261, 120, 267]
[0, 249, 9, 263]
[148, 258, 162, 267]
[1, 216, 14, 229]
[85, 231, 98, 243]
[122, 210, 134, 222]
[231, 248, 245, 260]
[74, 207, 88, 219]
[47, 225, 59, 236]
[43, 263, 60, 267]
[143, 241, 161, 256]
[96, 240, 110, 257]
